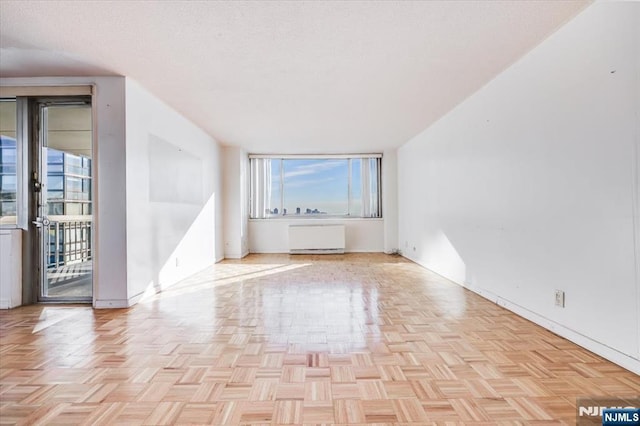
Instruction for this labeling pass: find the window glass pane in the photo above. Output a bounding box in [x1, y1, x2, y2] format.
[48, 150, 63, 163]
[0, 175, 17, 193]
[350, 159, 362, 216]
[82, 178, 91, 193]
[0, 201, 16, 216]
[268, 160, 281, 216]
[66, 176, 82, 192]
[48, 175, 63, 191]
[66, 203, 82, 215]
[47, 150, 64, 173]
[47, 190, 64, 200]
[0, 99, 17, 225]
[65, 154, 86, 175]
[48, 202, 64, 215]
[283, 159, 348, 216]
[0, 147, 16, 174]
[82, 157, 91, 176]
[250, 156, 381, 219]
[65, 154, 81, 167]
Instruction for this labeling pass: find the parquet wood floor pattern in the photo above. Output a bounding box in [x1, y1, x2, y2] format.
[1, 254, 638, 425]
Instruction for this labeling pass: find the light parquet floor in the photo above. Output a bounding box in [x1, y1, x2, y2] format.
[0, 253, 638, 425]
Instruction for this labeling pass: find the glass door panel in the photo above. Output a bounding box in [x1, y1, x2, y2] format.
[38, 103, 93, 300]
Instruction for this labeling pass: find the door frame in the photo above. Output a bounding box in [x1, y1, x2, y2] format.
[27, 96, 94, 303]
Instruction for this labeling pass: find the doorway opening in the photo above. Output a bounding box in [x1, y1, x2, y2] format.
[34, 99, 93, 301]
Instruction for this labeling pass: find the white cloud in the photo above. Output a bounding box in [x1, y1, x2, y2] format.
[285, 176, 336, 188]
[284, 160, 345, 179]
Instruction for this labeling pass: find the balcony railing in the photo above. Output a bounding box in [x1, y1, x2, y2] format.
[46, 216, 92, 270]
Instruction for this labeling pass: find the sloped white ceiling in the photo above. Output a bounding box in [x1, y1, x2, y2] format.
[0, 1, 590, 154]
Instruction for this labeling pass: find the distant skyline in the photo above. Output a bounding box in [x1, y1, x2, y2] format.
[267, 159, 363, 215]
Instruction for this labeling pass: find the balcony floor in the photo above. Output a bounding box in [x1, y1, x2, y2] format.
[46, 260, 92, 298]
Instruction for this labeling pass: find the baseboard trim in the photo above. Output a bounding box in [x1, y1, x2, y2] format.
[0, 298, 10, 309]
[127, 291, 144, 307]
[403, 254, 640, 375]
[94, 299, 129, 309]
[94, 292, 143, 309]
[248, 249, 384, 254]
[469, 285, 640, 375]
[223, 253, 246, 259]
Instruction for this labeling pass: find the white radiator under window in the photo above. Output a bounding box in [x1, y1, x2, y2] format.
[289, 224, 345, 254]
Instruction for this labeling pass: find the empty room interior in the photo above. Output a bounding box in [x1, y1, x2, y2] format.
[0, 0, 639, 424]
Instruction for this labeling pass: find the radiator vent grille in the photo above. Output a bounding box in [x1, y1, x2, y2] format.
[289, 225, 345, 254]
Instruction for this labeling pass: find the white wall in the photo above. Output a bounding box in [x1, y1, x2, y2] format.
[398, 2, 640, 373]
[223, 146, 249, 258]
[382, 149, 398, 253]
[0, 230, 21, 308]
[125, 79, 224, 301]
[249, 218, 384, 253]
[93, 77, 129, 307]
[0, 77, 225, 308]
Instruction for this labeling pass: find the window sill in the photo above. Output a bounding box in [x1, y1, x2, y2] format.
[249, 216, 383, 222]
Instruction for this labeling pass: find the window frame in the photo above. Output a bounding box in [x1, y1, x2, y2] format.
[249, 154, 382, 220]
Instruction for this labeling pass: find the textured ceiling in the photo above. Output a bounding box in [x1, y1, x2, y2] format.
[0, 1, 590, 154]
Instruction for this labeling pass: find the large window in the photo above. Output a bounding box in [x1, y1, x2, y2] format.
[250, 155, 382, 219]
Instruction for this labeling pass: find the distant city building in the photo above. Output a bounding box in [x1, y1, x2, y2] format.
[0, 136, 17, 217]
[44, 148, 92, 269]
[46, 149, 92, 216]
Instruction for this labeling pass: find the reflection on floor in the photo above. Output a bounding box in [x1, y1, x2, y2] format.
[45, 260, 92, 298]
[0, 253, 638, 424]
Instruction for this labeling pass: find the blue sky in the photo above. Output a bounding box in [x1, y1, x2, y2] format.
[269, 159, 362, 215]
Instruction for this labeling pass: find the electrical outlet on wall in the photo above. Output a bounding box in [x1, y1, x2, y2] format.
[554, 290, 565, 307]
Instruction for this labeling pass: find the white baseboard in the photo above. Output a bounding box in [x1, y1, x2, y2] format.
[127, 291, 144, 307]
[223, 252, 247, 259]
[249, 249, 383, 254]
[469, 285, 640, 375]
[94, 292, 143, 309]
[249, 248, 288, 254]
[94, 299, 129, 309]
[403, 254, 640, 375]
[0, 298, 10, 309]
